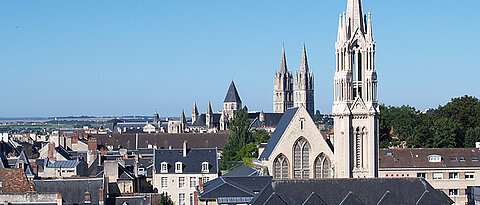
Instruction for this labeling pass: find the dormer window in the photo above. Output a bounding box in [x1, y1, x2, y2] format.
[175, 162, 183, 173]
[201, 162, 209, 173]
[428, 155, 442, 162]
[161, 162, 168, 173]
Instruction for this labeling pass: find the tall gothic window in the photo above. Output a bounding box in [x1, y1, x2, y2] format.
[293, 138, 310, 179]
[314, 153, 332, 178]
[274, 154, 289, 179]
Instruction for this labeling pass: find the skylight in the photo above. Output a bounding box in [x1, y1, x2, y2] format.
[428, 155, 442, 162]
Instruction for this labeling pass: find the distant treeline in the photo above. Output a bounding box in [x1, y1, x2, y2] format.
[380, 95, 480, 148]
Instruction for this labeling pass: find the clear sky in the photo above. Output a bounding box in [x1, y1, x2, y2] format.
[1, 0, 479, 118]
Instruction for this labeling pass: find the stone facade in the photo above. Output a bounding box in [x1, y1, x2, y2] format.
[333, 0, 379, 178]
[257, 107, 334, 179]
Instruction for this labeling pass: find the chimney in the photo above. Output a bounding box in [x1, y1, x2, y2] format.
[135, 133, 139, 150]
[199, 181, 204, 193]
[48, 142, 55, 159]
[183, 140, 188, 157]
[99, 189, 104, 205]
[88, 138, 97, 152]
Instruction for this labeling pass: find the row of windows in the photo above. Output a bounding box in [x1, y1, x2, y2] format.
[273, 148, 332, 179]
[178, 193, 195, 205]
[160, 162, 210, 173]
[160, 176, 210, 189]
[386, 172, 475, 180]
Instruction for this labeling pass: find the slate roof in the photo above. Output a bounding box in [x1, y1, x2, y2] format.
[223, 164, 259, 177]
[250, 178, 453, 205]
[258, 107, 298, 160]
[224, 81, 242, 103]
[380, 148, 480, 168]
[34, 178, 104, 205]
[55, 146, 72, 160]
[191, 113, 222, 127]
[0, 168, 30, 194]
[89, 132, 230, 150]
[199, 176, 272, 203]
[249, 112, 284, 128]
[46, 159, 82, 168]
[153, 148, 218, 174]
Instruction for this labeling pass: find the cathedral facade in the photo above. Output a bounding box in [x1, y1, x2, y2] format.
[273, 44, 314, 117]
[257, 0, 379, 179]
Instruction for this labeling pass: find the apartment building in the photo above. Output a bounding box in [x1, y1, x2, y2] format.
[380, 148, 480, 205]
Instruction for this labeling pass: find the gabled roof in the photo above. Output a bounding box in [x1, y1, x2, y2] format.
[0, 168, 30, 194]
[199, 176, 272, 202]
[223, 81, 242, 103]
[34, 178, 104, 205]
[250, 178, 453, 205]
[302, 192, 327, 205]
[153, 148, 218, 174]
[258, 107, 298, 160]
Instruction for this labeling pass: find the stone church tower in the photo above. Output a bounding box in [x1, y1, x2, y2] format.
[333, 0, 379, 178]
[294, 44, 314, 117]
[273, 45, 294, 113]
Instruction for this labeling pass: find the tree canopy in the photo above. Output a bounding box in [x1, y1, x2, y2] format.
[220, 107, 270, 170]
[380, 95, 480, 148]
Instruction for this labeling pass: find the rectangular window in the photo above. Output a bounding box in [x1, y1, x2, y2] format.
[190, 193, 194, 205]
[449, 189, 459, 196]
[179, 177, 185, 188]
[161, 177, 168, 188]
[449, 172, 459, 179]
[190, 177, 197, 188]
[433, 172, 443, 180]
[203, 177, 209, 183]
[179, 193, 185, 205]
[417, 173, 426, 178]
[466, 172, 475, 179]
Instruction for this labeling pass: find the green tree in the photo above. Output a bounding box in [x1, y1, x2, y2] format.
[252, 129, 270, 144]
[433, 118, 462, 148]
[432, 95, 480, 141]
[158, 193, 174, 205]
[221, 107, 252, 169]
[465, 127, 480, 148]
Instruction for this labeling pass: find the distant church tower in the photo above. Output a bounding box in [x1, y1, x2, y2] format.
[223, 81, 242, 120]
[333, 0, 379, 178]
[273, 45, 294, 113]
[294, 44, 314, 117]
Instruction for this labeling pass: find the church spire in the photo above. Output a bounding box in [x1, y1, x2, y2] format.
[206, 101, 212, 115]
[180, 109, 186, 124]
[280, 43, 288, 74]
[346, 0, 364, 33]
[367, 12, 373, 41]
[192, 101, 199, 116]
[337, 14, 344, 42]
[299, 43, 309, 74]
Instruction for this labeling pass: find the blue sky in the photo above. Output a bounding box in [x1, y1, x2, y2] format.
[0, 0, 479, 117]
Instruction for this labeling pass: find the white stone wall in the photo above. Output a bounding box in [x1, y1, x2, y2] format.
[153, 173, 218, 205]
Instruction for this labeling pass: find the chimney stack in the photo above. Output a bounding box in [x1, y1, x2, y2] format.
[183, 140, 188, 157]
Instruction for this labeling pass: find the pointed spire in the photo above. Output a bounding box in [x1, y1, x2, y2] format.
[280, 43, 288, 74]
[207, 101, 212, 115]
[300, 43, 309, 73]
[337, 14, 344, 42]
[367, 12, 373, 41]
[346, 0, 364, 33]
[192, 101, 199, 115]
[180, 109, 186, 124]
[224, 81, 242, 103]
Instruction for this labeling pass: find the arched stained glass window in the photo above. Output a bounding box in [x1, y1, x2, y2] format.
[293, 138, 310, 179]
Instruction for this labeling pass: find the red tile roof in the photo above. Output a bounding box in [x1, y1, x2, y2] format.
[0, 168, 31, 194]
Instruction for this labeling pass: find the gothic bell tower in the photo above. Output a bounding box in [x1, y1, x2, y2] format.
[273, 44, 294, 113]
[333, 0, 379, 178]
